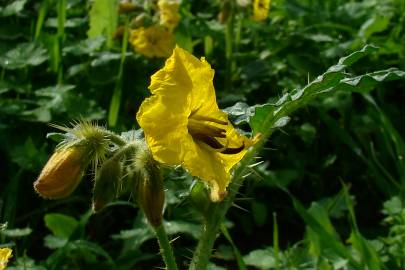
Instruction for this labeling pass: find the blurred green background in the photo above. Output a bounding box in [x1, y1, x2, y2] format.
[1, 0, 405, 269]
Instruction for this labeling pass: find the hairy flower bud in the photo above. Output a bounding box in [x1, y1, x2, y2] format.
[133, 148, 165, 227]
[34, 146, 86, 199]
[92, 158, 122, 212]
[190, 181, 212, 217]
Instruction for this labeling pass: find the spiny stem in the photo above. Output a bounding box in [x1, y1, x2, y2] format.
[189, 141, 266, 270]
[154, 224, 179, 270]
[104, 131, 127, 146]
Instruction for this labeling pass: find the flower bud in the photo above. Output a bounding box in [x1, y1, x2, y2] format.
[190, 180, 212, 218]
[92, 158, 122, 213]
[133, 149, 165, 228]
[114, 25, 125, 40]
[118, 2, 139, 14]
[34, 146, 86, 199]
[218, 1, 231, 24]
[130, 13, 147, 28]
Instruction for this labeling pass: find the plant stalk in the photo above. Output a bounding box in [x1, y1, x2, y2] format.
[154, 224, 179, 270]
[224, 0, 235, 93]
[189, 140, 265, 270]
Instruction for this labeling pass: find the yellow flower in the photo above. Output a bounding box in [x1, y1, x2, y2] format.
[157, 0, 181, 31]
[0, 248, 12, 270]
[129, 26, 175, 58]
[252, 0, 271, 21]
[136, 47, 258, 201]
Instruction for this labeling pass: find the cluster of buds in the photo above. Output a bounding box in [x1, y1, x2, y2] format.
[34, 121, 165, 228]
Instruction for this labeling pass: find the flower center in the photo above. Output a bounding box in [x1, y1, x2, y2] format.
[187, 115, 245, 154]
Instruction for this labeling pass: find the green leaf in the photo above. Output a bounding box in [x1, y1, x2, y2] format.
[342, 184, 382, 270]
[45, 17, 86, 29]
[87, 0, 118, 48]
[244, 248, 276, 270]
[44, 235, 68, 249]
[251, 201, 267, 226]
[223, 102, 255, 125]
[287, 192, 362, 269]
[248, 45, 404, 139]
[10, 137, 47, 171]
[1, 227, 32, 238]
[63, 37, 105, 56]
[220, 224, 247, 270]
[207, 263, 227, 270]
[336, 68, 405, 93]
[0, 42, 48, 70]
[249, 104, 274, 135]
[0, 0, 27, 17]
[69, 240, 115, 265]
[111, 227, 154, 250]
[44, 213, 79, 238]
[359, 15, 391, 39]
[7, 256, 46, 270]
[382, 197, 403, 216]
[164, 220, 202, 239]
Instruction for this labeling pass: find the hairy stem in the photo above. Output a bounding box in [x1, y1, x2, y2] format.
[154, 224, 179, 270]
[189, 141, 264, 270]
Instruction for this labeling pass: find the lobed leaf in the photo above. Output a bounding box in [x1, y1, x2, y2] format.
[249, 45, 405, 137]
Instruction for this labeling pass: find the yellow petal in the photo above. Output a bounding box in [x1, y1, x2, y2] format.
[136, 47, 192, 165]
[0, 248, 12, 270]
[137, 47, 259, 201]
[252, 0, 271, 21]
[158, 0, 181, 31]
[129, 26, 175, 58]
[183, 140, 229, 202]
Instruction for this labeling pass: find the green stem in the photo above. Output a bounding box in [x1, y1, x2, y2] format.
[154, 224, 179, 270]
[104, 131, 127, 146]
[189, 182, 242, 270]
[224, 1, 234, 93]
[189, 141, 263, 270]
[56, 0, 66, 84]
[108, 17, 129, 127]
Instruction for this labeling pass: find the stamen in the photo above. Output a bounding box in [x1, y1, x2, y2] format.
[187, 114, 245, 155]
[192, 134, 226, 150]
[188, 118, 227, 138]
[189, 115, 228, 126]
[221, 142, 245, 155]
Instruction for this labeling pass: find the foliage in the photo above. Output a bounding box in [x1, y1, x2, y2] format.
[0, 0, 404, 269]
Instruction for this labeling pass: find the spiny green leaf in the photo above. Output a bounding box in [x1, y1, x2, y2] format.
[223, 102, 255, 125]
[336, 68, 405, 93]
[248, 45, 404, 138]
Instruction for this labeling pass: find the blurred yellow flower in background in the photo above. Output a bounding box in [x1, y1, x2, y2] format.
[252, 0, 271, 21]
[137, 47, 258, 201]
[0, 248, 12, 270]
[157, 0, 181, 31]
[129, 26, 175, 58]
